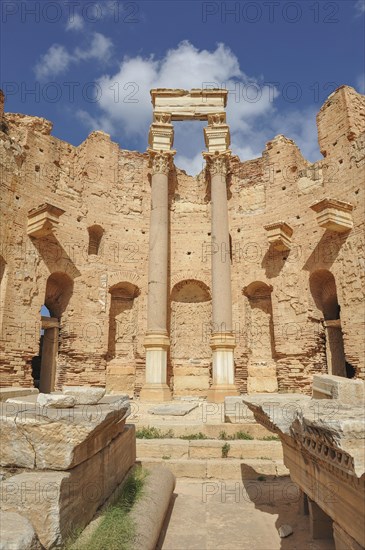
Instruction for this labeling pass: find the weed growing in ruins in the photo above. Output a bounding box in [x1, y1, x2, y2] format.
[68, 466, 147, 550]
[261, 435, 280, 441]
[234, 431, 254, 440]
[179, 432, 208, 440]
[221, 443, 231, 458]
[218, 430, 254, 440]
[136, 426, 174, 439]
[162, 455, 171, 460]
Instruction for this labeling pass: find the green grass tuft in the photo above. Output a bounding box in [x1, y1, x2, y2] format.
[136, 426, 174, 439]
[179, 432, 208, 440]
[221, 442, 231, 458]
[66, 467, 147, 550]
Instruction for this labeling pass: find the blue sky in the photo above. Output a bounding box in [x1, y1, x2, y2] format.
[1, 0, 364, 174]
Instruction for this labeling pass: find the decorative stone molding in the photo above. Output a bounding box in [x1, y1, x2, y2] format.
[148, 118, 174, 152]
[203, 151, 231, 177]
[264, 221, 293, 251]
[153, 112, 172, 124]
[204, 122, 230, 153]
[148, 149, 175, 175]
[310, 198, 353, 232]
[27, 203, 65, 238]
[207, 112, 226, 125]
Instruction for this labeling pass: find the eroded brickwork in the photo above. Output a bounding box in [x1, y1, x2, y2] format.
[0, 86, 364, 396]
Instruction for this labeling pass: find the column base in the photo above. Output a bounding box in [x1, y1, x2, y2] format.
[207, 385, 239, 403]
[141, 333, 171, 402]
[209, 333, 238, 402]
[139, 383, 171, 402]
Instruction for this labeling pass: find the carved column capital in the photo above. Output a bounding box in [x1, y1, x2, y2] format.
[148, 149, 175, 176]
[153, 112, 172, 124]
[203, 151, 231, 177]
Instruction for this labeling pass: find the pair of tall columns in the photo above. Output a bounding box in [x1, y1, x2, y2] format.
[141, 113, 238, 402]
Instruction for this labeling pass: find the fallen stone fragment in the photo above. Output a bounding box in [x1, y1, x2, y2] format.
[148, 403, 198, 416]
[0, 511, 42, 549]
[62, 386, 105, 405]
[278, 524, 293, 538]
[37, 393, 75, 408]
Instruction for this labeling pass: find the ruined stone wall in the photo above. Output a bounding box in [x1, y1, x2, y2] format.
[0, 85, 364, 395]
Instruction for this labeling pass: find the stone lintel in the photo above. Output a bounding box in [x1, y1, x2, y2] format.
[27, 203, 65, 238]
[310, 198, 354, 232]
[264, 221, 293, 251]
[151, 88, 227, 121]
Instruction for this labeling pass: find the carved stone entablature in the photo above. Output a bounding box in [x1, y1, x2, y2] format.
[299, 432, 355, 476]
[264, 221, 293, 251]
[204, 122, 230, 153]
[148, 149, 175, 176]
[148, 119, 174, 152]
[203, 151, 231, 177]
[310, 198, 354, 232]
[150, 88, 227, 121]
[207, 112, 226, 126]
[27, 203, 65, 238]
[153, 112, 172, 124]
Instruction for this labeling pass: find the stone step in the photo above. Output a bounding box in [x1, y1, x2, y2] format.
[134, 422, 271, 439]
[136, 438, 283, 460]
[137, 457, 289, 480]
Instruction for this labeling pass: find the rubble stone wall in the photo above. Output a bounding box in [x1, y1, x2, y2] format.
[0, 86, 364, 396]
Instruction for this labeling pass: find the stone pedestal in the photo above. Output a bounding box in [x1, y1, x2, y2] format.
[140, 333, 171, 401]
[208, 332, 238, 402]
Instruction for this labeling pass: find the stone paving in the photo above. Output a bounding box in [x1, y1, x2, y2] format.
[157, 478, 336, 550]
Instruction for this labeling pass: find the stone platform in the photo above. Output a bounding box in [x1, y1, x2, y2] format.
[0, 393, 136, 548]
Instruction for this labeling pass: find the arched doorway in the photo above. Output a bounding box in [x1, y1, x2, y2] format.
[106, 282, 140, 394]
[243, 281, 277, 393]
[33, 272, 74, 392]
[170, 279, 212, 396]
[309, 270, 349, 377]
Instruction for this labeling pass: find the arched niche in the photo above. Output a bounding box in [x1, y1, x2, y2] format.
[170, 279, 212, 396]
[243, 281, 277, 393]
[106, 281, 140, 394]
[87, 225, 104, 256]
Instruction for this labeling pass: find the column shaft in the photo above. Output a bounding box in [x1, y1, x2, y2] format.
[211, 170, 233, 332]
[147, 171, 169, 334]
[141, 151, 173, 401]
[205, 152, 238, 402]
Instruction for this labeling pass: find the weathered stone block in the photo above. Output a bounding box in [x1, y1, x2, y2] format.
[0, 425, 136, 549]
[62, 386, 105, 405]
[0, 397, 130, 470]
[0, 511, 41, 550]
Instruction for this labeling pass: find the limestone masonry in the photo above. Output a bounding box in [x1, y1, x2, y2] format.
[0, 85, 364, 401]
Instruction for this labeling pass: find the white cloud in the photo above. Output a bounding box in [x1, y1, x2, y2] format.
[66, 13, 84, 31]
[34, 33, 113, 80]
[354, 0, 365, 16]
[355, 73, 365, 94]
[75, 33, 113, 62]
[34, 44, 73, 80]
